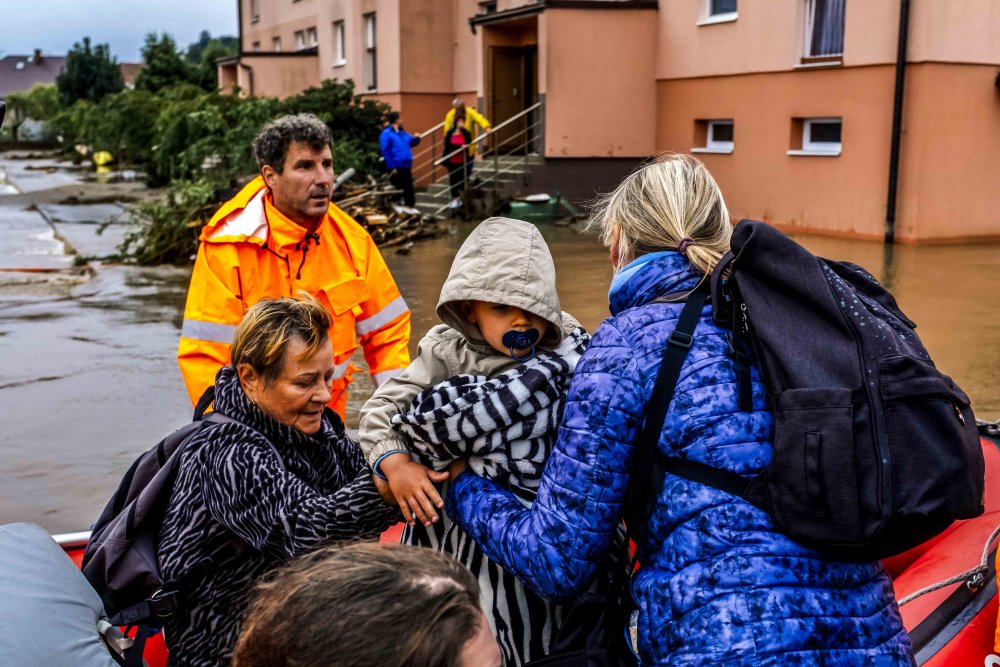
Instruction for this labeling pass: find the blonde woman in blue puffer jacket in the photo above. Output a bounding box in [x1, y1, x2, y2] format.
[445, 154, 914, 666]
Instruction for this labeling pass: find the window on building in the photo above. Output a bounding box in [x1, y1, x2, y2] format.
[710, 0, 737, 16]
[479, 1, 497, 14]
[803, 0, 845, 60]
[295, 31, 305, 50]
[333, 21, 346, 65]
[307, 27, 318, 48]
[693, 119, 734, 154]
[272, 36, 282, 52]
[701, 0, 737, 24]
[252, 40, 261, 51]
[250, 0, 260, 23]
[364, 12, 377, 90]
[789, 117, 842, 156]
[707, 120, 734, 151]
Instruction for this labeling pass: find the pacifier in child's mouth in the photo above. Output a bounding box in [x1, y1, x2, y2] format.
[501, 328, 540, 362]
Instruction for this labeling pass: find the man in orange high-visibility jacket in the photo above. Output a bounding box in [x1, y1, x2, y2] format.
[178, 114, 410, 418]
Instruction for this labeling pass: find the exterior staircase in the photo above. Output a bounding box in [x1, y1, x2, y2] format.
[413, 154, 543, 217]
[409, 102, 544, 218]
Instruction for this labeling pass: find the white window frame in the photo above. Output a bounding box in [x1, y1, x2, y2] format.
[364, 12, 377, 91]
[272, 36, 282, 52]
[333, 21, 346, 66]
[307, 27, 317, 48]
[699, 0, 737, 26]
[294, 30, 306, 51]
[789, 117, 842, 156]
[692, 119, 734, 154]
[250, 0, 260, 23]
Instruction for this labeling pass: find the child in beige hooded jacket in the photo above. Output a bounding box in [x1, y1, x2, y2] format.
[360, 217, 587, 666]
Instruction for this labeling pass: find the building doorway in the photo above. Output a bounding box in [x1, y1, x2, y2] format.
[488, 45, 538, 155]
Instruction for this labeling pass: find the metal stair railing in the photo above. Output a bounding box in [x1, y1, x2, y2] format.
[421, 102, 543, 217]
[409, 120, 446, 187]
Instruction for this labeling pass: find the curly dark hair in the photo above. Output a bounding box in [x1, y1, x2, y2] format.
[254, 113, 333, 174]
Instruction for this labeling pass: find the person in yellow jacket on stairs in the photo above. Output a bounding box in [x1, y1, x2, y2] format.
[178, 114, 411, 418]
[443, 98, 491, 158]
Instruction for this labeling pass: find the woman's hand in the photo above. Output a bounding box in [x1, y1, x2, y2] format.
[380, 453, 448, 527]
[372, 474, 396, 506]
[448, 457, 468, 482]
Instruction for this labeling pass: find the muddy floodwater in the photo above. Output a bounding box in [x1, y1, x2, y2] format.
[1, 163, 998, 533]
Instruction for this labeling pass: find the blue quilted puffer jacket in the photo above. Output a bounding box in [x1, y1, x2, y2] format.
[447, 252, 914, 666]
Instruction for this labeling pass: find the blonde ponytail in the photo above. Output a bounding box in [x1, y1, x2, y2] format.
[588, 153, 733, 276]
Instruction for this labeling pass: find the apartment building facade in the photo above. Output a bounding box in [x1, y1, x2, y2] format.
[220, 0, 1000, 243]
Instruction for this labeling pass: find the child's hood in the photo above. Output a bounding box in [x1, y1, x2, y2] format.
[437, 217, 564, 348]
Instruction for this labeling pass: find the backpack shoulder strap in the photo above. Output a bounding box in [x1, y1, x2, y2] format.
[710, 251, 735, 327]
[626, 279, 709, 526]
[628, 279, 767, 524]
[193, 385, 215, 421]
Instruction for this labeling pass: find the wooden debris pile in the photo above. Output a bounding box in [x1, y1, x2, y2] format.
[345, 199, 443, 253]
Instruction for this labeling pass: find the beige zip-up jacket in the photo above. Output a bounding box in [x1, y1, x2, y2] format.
[359, 217, 582, 469]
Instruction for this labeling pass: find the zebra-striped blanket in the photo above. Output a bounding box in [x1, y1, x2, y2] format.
[392, 326, 589, 666]
[393, 326, 590, 505]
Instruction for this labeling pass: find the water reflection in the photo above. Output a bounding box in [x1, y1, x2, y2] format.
[794, 234, 1000, 417]
[1, 216, 997, 532]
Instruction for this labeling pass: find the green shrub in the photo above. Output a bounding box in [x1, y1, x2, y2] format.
[119, 180, 218, 265]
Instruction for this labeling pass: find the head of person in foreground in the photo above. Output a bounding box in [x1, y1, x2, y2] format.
[593, 152, 732, 275]
[232, 541, 502, 667]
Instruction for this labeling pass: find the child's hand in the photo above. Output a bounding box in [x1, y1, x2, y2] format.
[380, 453, 448, 527]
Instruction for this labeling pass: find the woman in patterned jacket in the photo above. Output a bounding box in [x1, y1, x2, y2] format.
[445, 155, 915, 665]
[158, 294, 399, 666]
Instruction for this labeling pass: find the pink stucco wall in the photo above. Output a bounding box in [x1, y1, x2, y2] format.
[542, 8, 657, 158]
[658, 66, 897, 240]
[237, 54, 321, 98]
[894, 63, 1000, 242]
[657, 0, 1000, 79]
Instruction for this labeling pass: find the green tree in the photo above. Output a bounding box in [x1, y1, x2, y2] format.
[191, 40, 237, 92]
[282, 79, 390, 176]
[50, 99, 104, 149]
[55, 37, 124, 107]
[94, 90, 161, 167]
[5, 84, 59, 140]
[185, 30, 238, 64]
[134, 33, 194, 93]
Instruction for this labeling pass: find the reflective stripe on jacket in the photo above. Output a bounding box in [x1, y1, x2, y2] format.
[178, 176, 411, 417]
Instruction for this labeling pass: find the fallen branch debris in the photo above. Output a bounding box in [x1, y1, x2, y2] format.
[335, 183, 445, 250]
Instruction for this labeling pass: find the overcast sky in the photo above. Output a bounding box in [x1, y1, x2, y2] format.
[1, 0, 238, 62]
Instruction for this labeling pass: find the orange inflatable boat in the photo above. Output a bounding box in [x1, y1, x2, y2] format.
[54, 437, 999, 667]
[886, 432, 1000, 666]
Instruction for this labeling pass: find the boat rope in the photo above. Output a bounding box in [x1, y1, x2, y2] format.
[979, 418, 1000, 438]
[898, 523, 1000, 606]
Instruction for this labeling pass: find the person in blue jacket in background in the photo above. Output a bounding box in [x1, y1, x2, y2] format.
[379, 111, 421, 207]
[444, 154, 914, 666]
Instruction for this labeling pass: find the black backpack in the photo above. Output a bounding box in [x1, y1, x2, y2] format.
[81, 389, 281, 666]
[634, 220, 984, 561]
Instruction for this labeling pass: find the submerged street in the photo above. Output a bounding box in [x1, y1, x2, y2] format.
[1, 154, 998, 533]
